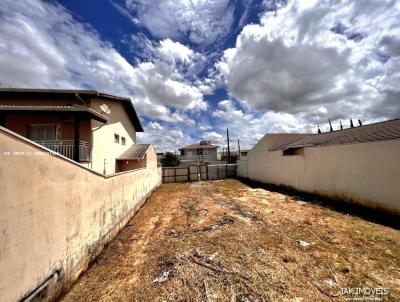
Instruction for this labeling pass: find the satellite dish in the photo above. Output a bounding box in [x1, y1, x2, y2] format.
[100, 104, 111, 115]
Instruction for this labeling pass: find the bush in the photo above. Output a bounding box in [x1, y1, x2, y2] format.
[161, 152, 180, 167]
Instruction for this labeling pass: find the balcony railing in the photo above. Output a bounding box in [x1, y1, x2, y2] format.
[178, 154, 208, 161]
[35, 140, 90, 162]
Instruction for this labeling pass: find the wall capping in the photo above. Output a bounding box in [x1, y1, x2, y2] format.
[0, 125, 158, 179]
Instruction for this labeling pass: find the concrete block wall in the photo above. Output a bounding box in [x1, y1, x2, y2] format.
[0, 127, 161, 302]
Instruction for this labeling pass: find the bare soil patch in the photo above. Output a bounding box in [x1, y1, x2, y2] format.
[60, 180, 400, 302]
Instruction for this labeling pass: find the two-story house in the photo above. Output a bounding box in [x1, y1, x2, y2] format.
[178, 140, 219, 163]
[0, 88, 151, 174]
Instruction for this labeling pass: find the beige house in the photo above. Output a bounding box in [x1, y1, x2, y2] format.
[179, 140, 218, 163]
[238, 119, 400, 214]
[0, 88, 151, 174]
[0, 88, 162, 301]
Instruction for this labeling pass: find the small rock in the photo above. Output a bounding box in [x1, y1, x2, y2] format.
[385, 249, 392, 255]
[208, 252, 218, 261]
[153, 270, 171, 283]
[296, 240, 311, 247]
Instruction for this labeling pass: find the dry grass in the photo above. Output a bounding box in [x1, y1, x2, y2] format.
[60, 180, 400, 302]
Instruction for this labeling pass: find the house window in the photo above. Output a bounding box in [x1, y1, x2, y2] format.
[29, 124, 58, 141]
[114, 134, 120, 143]
[121, 137, 126, 145]
[282, 147, 304, 156]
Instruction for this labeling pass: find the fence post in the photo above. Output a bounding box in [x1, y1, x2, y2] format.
[217, 165, 219, 179]
[225, 164, 228, 178]
[174, 167, 176, 183]
[188, 166, 190, 182]
[206, 164, 209, 180]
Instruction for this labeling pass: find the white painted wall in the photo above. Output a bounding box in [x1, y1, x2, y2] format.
[239, 134, 400, 214]
[237, 160, 248, 178]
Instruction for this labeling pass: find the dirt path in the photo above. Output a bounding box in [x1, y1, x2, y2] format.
[61, 180, 400, 302]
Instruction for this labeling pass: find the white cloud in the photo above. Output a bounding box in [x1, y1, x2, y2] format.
[218, 0, 400, 122]
[202, 131, 225, 145]
[137, 124, 193, 152]
[0, 0, 208, 126]
[125, 0, 235, 45]
[157, 39, 194, 64]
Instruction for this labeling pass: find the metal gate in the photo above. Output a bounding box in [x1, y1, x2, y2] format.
[162, 164, 237, 183]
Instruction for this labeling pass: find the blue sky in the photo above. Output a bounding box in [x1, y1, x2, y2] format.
[0, 0, 399, 151]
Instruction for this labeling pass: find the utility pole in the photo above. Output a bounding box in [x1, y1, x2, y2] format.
[226, 128, 230, 164]
[237, 139, 241, 159]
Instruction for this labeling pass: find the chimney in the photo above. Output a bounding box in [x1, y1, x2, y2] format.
[329, 119, 333, 132]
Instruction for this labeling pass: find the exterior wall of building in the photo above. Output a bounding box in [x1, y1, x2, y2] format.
[180, 148, 218, 161]
[90, 98, 137, 174]
[207, 148, 218, 161]
[265, 133, 310, 151]
[116, 158, 146, 172]
[239, 135, 400, 214]
[237, 159, 248, 178]
[116, 147, 157, 172]
[0, 127, 161, 302]
[2, 114, 91, 142]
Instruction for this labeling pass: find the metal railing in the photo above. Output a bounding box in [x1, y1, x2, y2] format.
[178, 154, 208, 161]
[35, 140, 90, 162]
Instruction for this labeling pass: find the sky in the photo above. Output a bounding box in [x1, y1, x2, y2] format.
[0, 0, 399, 152]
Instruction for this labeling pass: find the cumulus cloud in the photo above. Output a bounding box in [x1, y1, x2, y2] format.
[125, 0, 235, 45]
[137, 121, 193, 152]
[202, 131, 225, 145]
[0, 0, 207, 124]
[208, 99, 314, 149]
[218, 0, 400, 123]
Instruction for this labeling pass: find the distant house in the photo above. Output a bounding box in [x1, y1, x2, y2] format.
[0, 88, 153, 174]
[237, 119, 400, 214]
[238, 149, 250, 159]
[179, 140, 218, 163]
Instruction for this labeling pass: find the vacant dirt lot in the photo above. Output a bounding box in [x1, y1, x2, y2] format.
[61, 180, 400, 302]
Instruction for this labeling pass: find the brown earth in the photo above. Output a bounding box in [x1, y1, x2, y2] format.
[60, 179, 400, 302]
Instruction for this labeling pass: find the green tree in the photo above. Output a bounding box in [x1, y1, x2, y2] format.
[161, 152, 180, 167]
